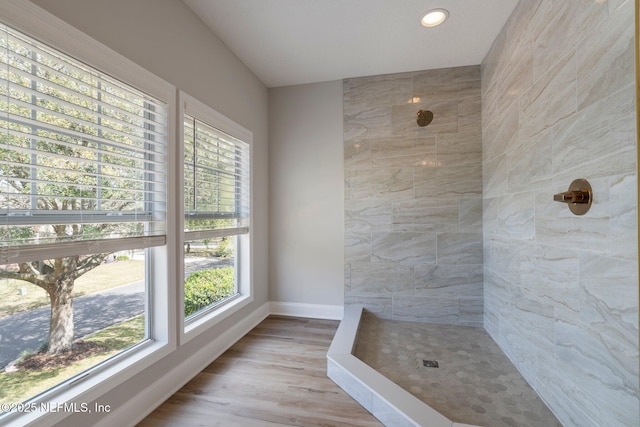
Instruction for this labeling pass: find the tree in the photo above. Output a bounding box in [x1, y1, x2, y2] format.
[0, 36, 153, 355]
[2, 252, 109, 354]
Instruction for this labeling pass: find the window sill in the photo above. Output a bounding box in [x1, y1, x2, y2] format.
[2, 339, 174, 427]
[182, 293, 253, 345]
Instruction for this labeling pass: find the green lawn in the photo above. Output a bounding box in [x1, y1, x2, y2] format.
[0, 315, 144, 406]
[0, 260, 145, 318]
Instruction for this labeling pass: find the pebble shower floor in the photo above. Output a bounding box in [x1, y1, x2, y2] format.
[353, 311, 562, 427]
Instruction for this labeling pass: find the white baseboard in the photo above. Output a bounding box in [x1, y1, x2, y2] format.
[269, 301, 343, 320]
[99, 302, 270, 427]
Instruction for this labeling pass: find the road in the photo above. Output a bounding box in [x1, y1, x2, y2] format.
[0, 281, 144, 369]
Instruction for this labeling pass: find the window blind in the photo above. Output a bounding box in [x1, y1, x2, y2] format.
[184, 114, 249, 238]
[0, 23, 168, 249]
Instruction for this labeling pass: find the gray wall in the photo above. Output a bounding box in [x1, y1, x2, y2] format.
[482, 0, 638, 425]
[268, 81, 344, 306]
[343, 67, 484, 325]
[29, 0, 269, 426]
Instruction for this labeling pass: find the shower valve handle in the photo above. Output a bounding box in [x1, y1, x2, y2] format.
[553, 190, 589, 204]
[553, 179, 593, 215]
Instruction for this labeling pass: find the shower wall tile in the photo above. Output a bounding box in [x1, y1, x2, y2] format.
[576, 1, 634, 111]
[349, 168, 413, 200]
[414, 163, 482, 199]
[414, 264, 483, 296]
[459, 198, 483, 233]
[392, 198, 459, 232]
[370, 136, 436, 167]
[436, 233, 483, 265]
[371, 231, 436, 264]
[519, 51, 577, 140]
[349, 262, 414, 295]
[412, 66, 481, 103]
[345, 65, 483, 326]
[343, 107, 392, 141]
[507, 129, 553, 193]
[436, 130, 482, 166]
[482, 0, 638, 425]
[392, 295, 460, 324]
[459, 296, 484, 326]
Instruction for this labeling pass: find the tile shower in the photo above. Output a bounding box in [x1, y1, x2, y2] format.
[344, 65, 483, 325]
[343, 0, 639, 426]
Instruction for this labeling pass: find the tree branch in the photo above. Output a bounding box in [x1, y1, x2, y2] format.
[0, 266, 55, 292]
[74, 253, 109, 278]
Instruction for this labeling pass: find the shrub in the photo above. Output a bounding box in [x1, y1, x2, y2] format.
[213, 237, 233, 258]
[184, 267, 235, 317]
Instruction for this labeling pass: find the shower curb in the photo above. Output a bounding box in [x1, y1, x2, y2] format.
[327, 305, 481, 427]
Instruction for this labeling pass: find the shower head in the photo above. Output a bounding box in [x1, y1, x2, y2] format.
[417, 109, 433, 127]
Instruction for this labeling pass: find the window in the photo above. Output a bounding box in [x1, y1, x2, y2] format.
[0, 11, 174, 425]
[180, 92, 251, 338]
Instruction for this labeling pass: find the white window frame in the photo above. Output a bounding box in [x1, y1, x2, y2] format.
[178, 91, 253, 344]
[0, 2, 177, 426]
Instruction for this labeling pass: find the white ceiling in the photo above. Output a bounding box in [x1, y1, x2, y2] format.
[182, 0, 519, 88]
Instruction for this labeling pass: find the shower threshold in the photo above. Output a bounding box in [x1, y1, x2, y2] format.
[327, 305, 560, 427]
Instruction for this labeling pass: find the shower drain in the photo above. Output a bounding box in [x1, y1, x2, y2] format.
[422, 360, 439, 368]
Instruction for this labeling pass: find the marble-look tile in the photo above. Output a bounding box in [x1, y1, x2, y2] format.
[392, 198, 459, 232]
[532, 0, 607, 84]
[345, 199, 392, 232]
[576, 0, 634, 111]
[555, 317, 640, 427]
[349, 262, 414, 295]
[349, 168, 413, 200]
[609, 173, 638, 261]
[579, 252, 639, 348]
[482, 0, 639, 421]
[437, 233, 483, 265]
[484, 237, 521, 284]
[344, 140, 371, 170]
[482, 197, 498, 236]
[392, 295, 460, 324]
[497, 192, 535, 240]
[414, 264, 483, 296]
[482, 98, 518, 163]
[459, 198, 483, 233]
[371, 136, 436, 167]
[345, 73, 414, 110]
[344, 230, 371, 263]
[520, 51, 577, 139]
[412, 65, 480, 103]
[519, 244, 580, 313]
[510, 288, 556, 358]
[414, 163, 482, 199]
[371, 231, 436, 264]
[507, 129, 552, 193]
[483, 154, 508, 199]
[552, 84, 636, 179]
[436, 130, 482, 167]
[458, 96, 482, 133]
[344, 106, 393, 141]
[459, 296, 483, 325]
[345, 64, 483, 330]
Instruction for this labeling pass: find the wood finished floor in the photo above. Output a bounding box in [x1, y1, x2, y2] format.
[137, 316, 382, 427]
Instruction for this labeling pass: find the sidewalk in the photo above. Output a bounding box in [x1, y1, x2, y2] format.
[0, 281, 144, 369]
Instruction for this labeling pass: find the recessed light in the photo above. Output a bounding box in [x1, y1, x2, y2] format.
[421, 8, 449, 28]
